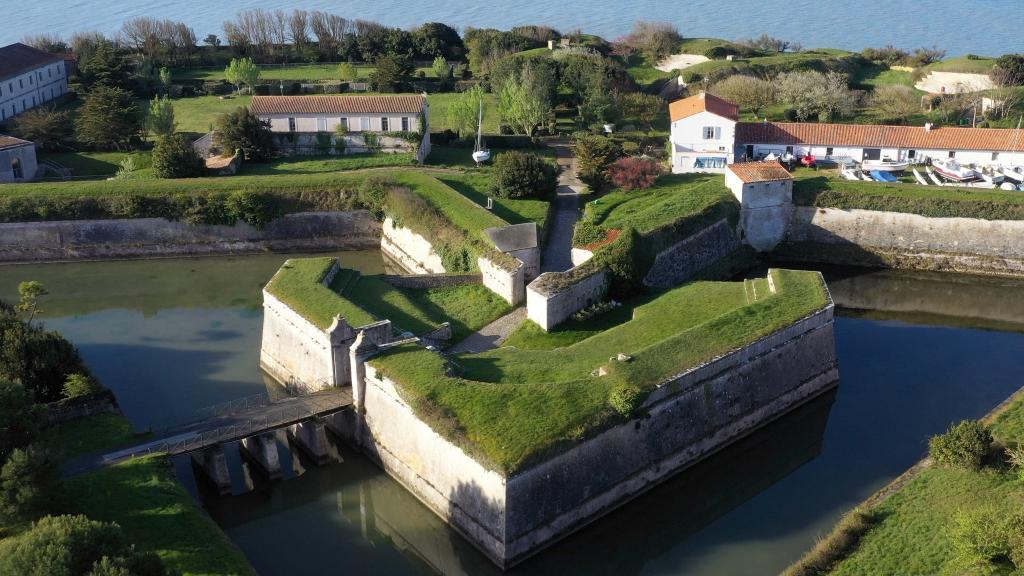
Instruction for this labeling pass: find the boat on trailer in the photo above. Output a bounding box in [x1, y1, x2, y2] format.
[862, 159, 909, 172]
[471, 100, 490, 165]
[930, 158, 977, 182]
[841, 167, 862, 181]
[870, 170, 899, 183]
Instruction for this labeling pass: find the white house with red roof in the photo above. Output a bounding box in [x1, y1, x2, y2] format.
[670, 92, 1024, 175]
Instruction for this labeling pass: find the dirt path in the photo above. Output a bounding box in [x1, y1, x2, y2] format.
[542, 140, 585, 273]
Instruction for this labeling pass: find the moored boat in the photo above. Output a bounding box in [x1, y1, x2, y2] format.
[930, 158, 977, 182]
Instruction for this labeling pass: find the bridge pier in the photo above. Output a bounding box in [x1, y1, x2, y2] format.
[191, 445, 231, 495]
[240, 432, 282, 480]
[288, 420, 332, 465]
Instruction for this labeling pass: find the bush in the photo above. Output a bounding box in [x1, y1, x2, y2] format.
[609, 385, 643, 417]
[573, 219, 608, 246]
[225, 190, 282, 229]
[62, 373, 102, 399]
[0, 514, 170, 576]
[490, 151, 557, 200]
[948, 507, 1023, 572]
[608, 157, 663, 191]
[929, 420, 993, 470]
[0, 445, 61, 525]
[151, 134, 205, 179]
[594, 228, 645, 298]
[574, 134, 618, 191]
[213, 106, 273, 162]
[0, 380, 44, 462]
[0, 310, 93, 403]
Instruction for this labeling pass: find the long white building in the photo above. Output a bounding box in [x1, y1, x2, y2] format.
[670, 92, 1024, 174]
[0, 43, 70, 122]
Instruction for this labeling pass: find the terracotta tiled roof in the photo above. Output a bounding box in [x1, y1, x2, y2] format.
[250, 95, 425, 116]
[727, 161, 793, 183]
[736, 122, 1024, 153]
[669, 92, 739, 122]
[0, 43, 64, 82]
[0, 135, 33, 151]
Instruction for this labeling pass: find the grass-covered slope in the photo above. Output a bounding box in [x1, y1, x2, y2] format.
[265, 258, 376, 329]
[370, 269, 830, 474]
[794, 175, 1024, 221]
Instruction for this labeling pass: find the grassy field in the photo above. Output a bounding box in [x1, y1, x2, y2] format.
[427, 92, 501, 134]
[343, 274, 511, 342]
[370, 269, 829, 473]
[584, 173, 735, 234]
[173, 63, 437, 82]
[818, 395, 1024, 575]
[66, 454, 253, 575]
[40, 151, 154, 178]
[238, 153, 415, 175]
[165, 95, 253, 133]
[794, 173, 1024, 220]
[852, 64, 919, 90]
[924, 55, 997, 74]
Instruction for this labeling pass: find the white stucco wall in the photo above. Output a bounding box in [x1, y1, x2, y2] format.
[671, 111, 737, 173]
[526, 269, 608, 331]
[725, 172, 794, 252]
[479, 256, 525, 306]
[0, 144, 38, 182]
[380, 217, 446, 274]
[0, 60, 68, 121]
[263, 112, 424, 134]
[745, 142, 1024, 167]
[260, 289, 342, 394]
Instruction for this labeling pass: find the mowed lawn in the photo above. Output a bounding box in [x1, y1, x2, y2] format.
[585, 173, 735, 233]
[162, 95, 253, 133]
[39, 151, 153, 178]
[427, 92, 501, 134]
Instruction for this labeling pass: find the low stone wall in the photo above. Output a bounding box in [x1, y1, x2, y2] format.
[643, 219, 742, 288]
[777, 207, 1024, 276]
[46, 389, 120, 425]
[0, 211, 381, 263]
[348, 297, 838, 568]
[379, 273, 481, 289]
[380, 217, 446, 274]
[479, 256, 525, 306]
[526, 268, 608, 331]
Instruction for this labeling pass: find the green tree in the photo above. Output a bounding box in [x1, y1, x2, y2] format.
[158, 66, 172, 93]
[9, 108, 72, 151]
[369, 53, 414, 92]
[146, 95, 176, 139]
[491, 151, 557, 199]
[0, 445, 61, 525]
[498, 65, 551, 135]
[618, 92, 665, 132]
[224, 57, 260, 94]
[337, 62, 357, 82]
[574, 135, 619, 190]
[74, 86, 142, 150]
[431, 56, 449, 79]
[226, 191, 282, 229]
[16, 281, 47, 324]
[213, 106, 273, 162]
[0, 310, 93, 403]
[0, 380, 44, 462]
[62, 373, 102, 398]
[151, 133, 204, 179]
[993, 54, 1024, 87]
[76, 39, 131, 92]
[0, 514, 170, 576]
[446, 84, 486, 138]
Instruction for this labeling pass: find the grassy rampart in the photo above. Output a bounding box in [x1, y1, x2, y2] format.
[370, 268, 830, 474]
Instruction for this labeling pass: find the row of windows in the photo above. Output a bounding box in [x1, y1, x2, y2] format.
[0, 86, 63, 120]
[287, 116, 412, 132]
[0, 66, 60, 98]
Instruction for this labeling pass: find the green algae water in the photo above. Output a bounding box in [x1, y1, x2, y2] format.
[3, 256, 1024, 575]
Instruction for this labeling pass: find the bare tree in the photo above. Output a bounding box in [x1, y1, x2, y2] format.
[709, 75, 776, 117]
[869, 85, 921, 123]
[20, 33, 67, 53]
[777, 71, 857, 121]
[289, 10, 310, 49]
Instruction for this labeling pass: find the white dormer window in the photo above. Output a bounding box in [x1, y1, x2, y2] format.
[703, 126, 721, 140]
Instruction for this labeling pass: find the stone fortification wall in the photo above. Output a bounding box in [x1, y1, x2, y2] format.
[643, 219, 741, 288]
[379, 273, 481, 289]
[526, 268, 608, 332]
[380, 216, 446, 274]
[478, 256, 525, 306]
[46, 389, 120, 425]
[0, 211, 380, 263]
[778, 207, 1024, 276]
[502, 303, 837, 564]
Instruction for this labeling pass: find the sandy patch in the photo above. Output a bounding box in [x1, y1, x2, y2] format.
[915, 71, 996, 94]
[655, 54, 710, 73]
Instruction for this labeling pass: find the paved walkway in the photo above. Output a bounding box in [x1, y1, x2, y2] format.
[447, 307, 528, 355]
[542, 140, 585, 273]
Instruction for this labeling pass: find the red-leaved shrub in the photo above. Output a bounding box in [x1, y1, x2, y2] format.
[608, 157, 663, 191]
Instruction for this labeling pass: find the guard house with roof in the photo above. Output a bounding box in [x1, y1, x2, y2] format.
[250, 94, 431, 162]
[0, 43, 70, 123]
[725, 162, 794, 252]
[669, 91, 739, 174]
[0, 135, 38, 183]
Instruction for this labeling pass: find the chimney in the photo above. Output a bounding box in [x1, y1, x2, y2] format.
[924, 122, 933, 132]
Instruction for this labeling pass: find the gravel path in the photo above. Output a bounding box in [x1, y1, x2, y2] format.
[447, 307, 528, 355]
[542, 140, 585, 273]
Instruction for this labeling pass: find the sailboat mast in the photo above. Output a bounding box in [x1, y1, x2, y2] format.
[476, 100, 483, 152]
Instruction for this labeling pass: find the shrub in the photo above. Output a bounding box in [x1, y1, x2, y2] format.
[572, 219, 608, 246]
[225, 190, 282, 229]
[948, 507, 1022, 572]
[9, 107, 73, 151]
[1007, 444, 1024, 481]
[0, 310, 93, 403]
[151, 133, 205, 179]
[608, 157, 663, 191]
[0, 445, 61, 525]
[0, 514, 170, 576]
[0, 379, 44, 462]
[929, 420, 993, 470]
[62, 373, 102, 399]
[609, 385, 643, 417]
[594, 228, 645, 298]
[574, 134, 618, 191]
[490, 150, 557, 200]
[213, 106, 273, 162]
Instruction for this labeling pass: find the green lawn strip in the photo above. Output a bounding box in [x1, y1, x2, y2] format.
[502, 296, 651, 350]
[344, 275, 511, 342]
[173, 64, 436, 82]
[40, 151, 153, 177]
[238, 153, 415, 175]
[427, 92, 501, 134]
[162, 95, 253, 133]
[386, 171, 508, 240]
[49, 412, 147, 463]
[370, 269, 829, 473]
[794, 175, 1024, 220]
[435, 172, 551, 230]
[586, 173, 735, 233]
[66, 454, 254, 576]
[924, 56, 997, 74]
[266, 257, 375, 329]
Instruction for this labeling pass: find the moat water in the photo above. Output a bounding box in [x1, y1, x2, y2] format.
[3, 254, 1024, 575]
[5, 0, 1022, 57]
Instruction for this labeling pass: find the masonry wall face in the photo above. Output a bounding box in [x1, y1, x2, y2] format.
[0, 211, 380, 262]
[643, 219, 741, 288]
[479, 257, 525, 305]
[380, 217, 446, 274]
[781, 207, 1024, 275]
[526, 269, 608, 331]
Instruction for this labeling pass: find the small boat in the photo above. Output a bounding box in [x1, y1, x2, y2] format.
[925, 167, 946, 186]
[979, 167, 1005, 185]
[930, 158, 977, 182]
[859, 171, 874, 182]
[841, 167, 861, 181]
[1000, 166, 1024, 184]
[801, 154, 816, 168]
[870, 170, 898, 183]
[912, 168, 930, 186]
[471, 100, 490, 165]
[862, 159, 909, 172]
